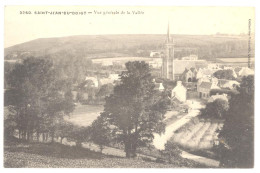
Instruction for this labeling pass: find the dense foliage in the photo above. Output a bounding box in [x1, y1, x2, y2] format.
[200, 99, 229, 119]
[97, 61, 170, 157]
[4, 57, 75, 141]
[213, 69, 236, 80]
[217, 75, 254, 168]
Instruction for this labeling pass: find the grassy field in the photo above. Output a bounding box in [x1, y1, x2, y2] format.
[4, 141, 203, 168]
[64, 104, 103, 127]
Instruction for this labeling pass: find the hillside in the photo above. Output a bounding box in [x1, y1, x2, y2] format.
[4, 141, 206, 168]
[4, 34, 252, 60]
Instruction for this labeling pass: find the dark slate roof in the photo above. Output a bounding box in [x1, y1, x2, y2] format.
[199, 82, 212, 89]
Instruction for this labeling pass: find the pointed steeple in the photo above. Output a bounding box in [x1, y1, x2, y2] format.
[167, 21, 171, 43]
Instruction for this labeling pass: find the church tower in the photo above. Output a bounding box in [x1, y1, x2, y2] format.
[162, 22, 175, 80]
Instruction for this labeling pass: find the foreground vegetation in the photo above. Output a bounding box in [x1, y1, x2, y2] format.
[4, 140, 205, 168]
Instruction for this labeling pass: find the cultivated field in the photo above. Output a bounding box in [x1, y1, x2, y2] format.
[172, 119, 224, 150]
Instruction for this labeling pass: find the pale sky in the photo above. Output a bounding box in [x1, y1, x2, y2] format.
[4, 6, 255, 48]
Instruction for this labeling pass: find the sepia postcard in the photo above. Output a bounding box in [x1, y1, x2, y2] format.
[3, 5, 255, 168]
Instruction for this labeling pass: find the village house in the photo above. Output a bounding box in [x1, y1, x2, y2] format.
[196, 68, 217, 80]
[171, 81, 187, 102]
[238, 67, 254, 77]
[197, 81, 220, 99]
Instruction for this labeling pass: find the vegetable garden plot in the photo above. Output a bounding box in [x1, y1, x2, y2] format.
[172, 120, 224, 150]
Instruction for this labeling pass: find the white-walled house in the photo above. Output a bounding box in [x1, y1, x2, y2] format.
[171, 81, 187, 102]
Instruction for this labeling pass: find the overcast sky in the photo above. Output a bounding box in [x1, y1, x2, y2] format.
[4, 6, 255, 48]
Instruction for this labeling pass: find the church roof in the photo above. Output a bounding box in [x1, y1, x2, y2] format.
[173, 60, 207, 74]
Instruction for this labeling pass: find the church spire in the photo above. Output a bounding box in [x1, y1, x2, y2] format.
[167, 21, 171, 43]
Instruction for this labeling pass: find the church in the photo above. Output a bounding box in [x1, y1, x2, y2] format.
[161, 23, 207, 81]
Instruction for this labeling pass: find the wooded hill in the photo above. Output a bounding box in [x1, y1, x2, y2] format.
[4, 34, 253, 61]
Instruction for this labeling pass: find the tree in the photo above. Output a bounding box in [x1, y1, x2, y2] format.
[213, 69, 235, 80]
[200, 99, 229, 119]
[4, 106, 18, 140]
[55, 120, 74, 144]
[4, 57, 75, 141]
[101, 61, 170, 158]
[4, 62, 15, 89]
[67, 126, 91, 147]
[96, 83, 114, 100]
[217, 75, 254, 168]
[90, 114, 112, 153]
